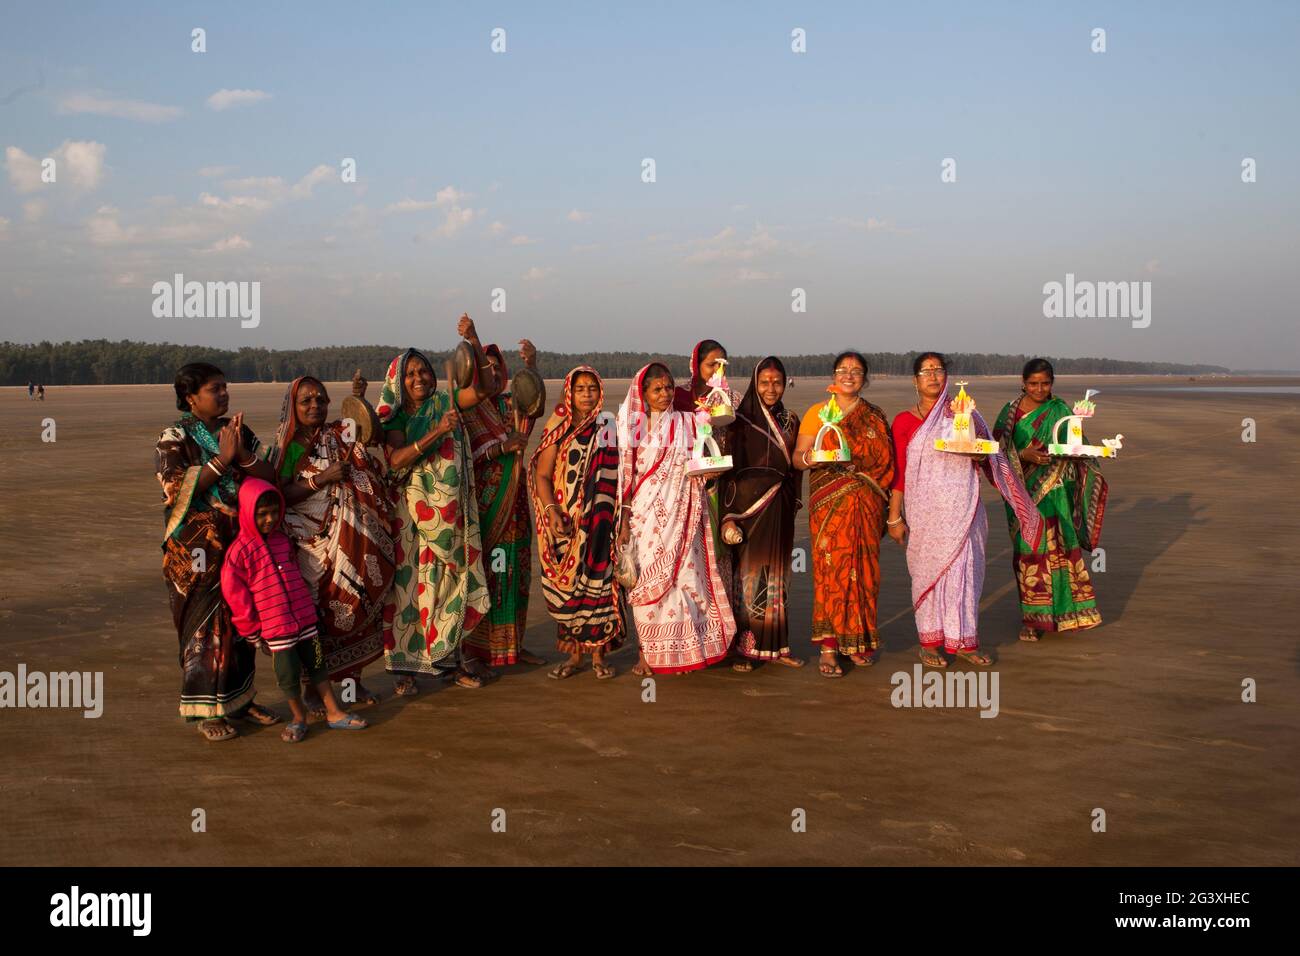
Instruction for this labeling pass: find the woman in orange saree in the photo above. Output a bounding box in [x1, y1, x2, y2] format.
[792, 351, 895, 678]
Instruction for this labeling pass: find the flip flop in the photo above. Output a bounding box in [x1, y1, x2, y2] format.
[731, 658, 754, 673]
[199, 719, 238, 742]
[850, 652, 878, 667]
[236, 703, 283, 726]
[592, 662, 616, 680]
[955, 649, 995, 666]
[919, 648, 948, 669]
[328, 713, 369, 731]
[818, 651, 843, 678]
[548, 662, 582, 680]
[281, 721, 308, 743]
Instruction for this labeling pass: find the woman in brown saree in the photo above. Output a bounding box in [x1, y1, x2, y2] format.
[268, 371, 396, 710]
[792, 351, 896, 677]
[155, 362, 283, 741]
[720, 357, 804, 669]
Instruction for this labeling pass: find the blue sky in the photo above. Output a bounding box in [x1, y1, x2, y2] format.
[1, 1, 1297, 368]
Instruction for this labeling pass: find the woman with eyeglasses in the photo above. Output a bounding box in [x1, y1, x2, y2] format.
[992, 358, 1107, 642]
[793, 351, 895, 678]
[887, 353, 1044, 668]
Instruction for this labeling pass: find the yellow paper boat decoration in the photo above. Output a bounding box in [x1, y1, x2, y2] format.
[935, 381, 998, 455]
[1049, 390, 1122, 458]
[809, 393, 852, 462]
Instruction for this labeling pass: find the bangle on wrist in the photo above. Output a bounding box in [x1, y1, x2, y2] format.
[238, 454, 258, 469]
[206, 459, 225, 478]
[886, 516, 903, 526]
[801, 450, 812, 466]
[307, 475, 319, 492]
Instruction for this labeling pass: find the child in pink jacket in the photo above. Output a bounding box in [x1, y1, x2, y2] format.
[221, 477, 368, 742]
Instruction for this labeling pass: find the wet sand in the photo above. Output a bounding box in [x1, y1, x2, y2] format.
[1, 374, 1297, 866]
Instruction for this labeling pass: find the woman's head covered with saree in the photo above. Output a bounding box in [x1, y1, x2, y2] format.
[375, 348, 437, 424]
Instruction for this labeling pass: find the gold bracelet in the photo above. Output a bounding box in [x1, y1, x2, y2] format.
[307, 475, 319, 492]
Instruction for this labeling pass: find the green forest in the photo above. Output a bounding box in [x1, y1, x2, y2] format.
[0, 339, 1229, 386]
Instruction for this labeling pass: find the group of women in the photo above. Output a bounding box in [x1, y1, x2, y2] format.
[155, 322, 1109, 742]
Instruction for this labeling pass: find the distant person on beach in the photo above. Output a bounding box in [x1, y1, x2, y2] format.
[27, 382, 34, 399]
[617, 362, 735, 675]
[460, 318, 548, 677]
[721, 356, 805, 671]
[793, 351, 894, 677]
[155, 362, 283, 742]
[221, 478, 369, 742]
[888, 352, 1044, 668]
[37, 383, 44, 400]
[268, 370, 395, 714]
[378, 319, 500, 696]
[529, 366, 625, 679]
[993, 358, 1107, 642]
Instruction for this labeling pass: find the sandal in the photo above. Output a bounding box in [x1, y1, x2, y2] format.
[773, 655, 806, 668]
[453, 668, 484, 689]
[592, 662, 616, 680]
[849, 651, 878, 667]
[731, 658, 754, 673]
[328, 712, 369, 731]
[1019, 627, 1041, 643]
[955, 649, 995, 666]
[548, 662, 582, 681]
[280, 721, 308, 744]
[818, 649, 843, 678]
[199, 718, 238, 742]
[393, 676, 419, 697]
[236, 703, 283, 726]
[919, 647, 948, 668]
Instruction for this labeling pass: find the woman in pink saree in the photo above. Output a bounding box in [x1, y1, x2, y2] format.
[889, 352, 1043, 667]
[616, 363, 735, 675]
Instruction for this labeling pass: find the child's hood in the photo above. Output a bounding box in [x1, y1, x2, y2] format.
[236, 476, 285, 538]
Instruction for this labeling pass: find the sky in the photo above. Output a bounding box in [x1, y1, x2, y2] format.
[1, 1, 1297, 369]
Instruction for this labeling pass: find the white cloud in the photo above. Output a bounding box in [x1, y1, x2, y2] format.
[199, 192, 272, 212]
[207, 235, 252, 252]
[84, 206, 132, 244]
[206, 88, 272, 111]
[566, 208, 591, 223]
[523, 266, 552, 281]
[198, 165, 236, 177]
[488, 220, 508, 236]
[290, 164, 332, 199]
[58, 93, 183, 123]
[4, 147, 42, 193]
[734, 268, 777, 282]
[438, 205, 476, 237]
[510, 234, 538, 245]
[385, 198, 438, 213]
[684, 224, 787, 268]
[1144, 258, 1160, 275]
[5, 141, 106, 194]
[833, 215, 917, 236]
[223, 176, 284, 192]
[113, 273, 137, 287]
[436, 185, 468, 206]
[23, 199, 45, 223]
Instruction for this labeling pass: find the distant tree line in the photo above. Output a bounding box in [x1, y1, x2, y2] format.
[0, 339, 1230, 386]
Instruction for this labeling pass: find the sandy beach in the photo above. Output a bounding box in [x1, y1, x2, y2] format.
[1, 374, 1297, 866]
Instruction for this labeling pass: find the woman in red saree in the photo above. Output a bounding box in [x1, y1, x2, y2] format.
[720, 356, 804, 668]
[617, 363, 735, 674]
[792, 351, 895, 678]
[529, 366, 625, 679]
[459, 323, 545, 675]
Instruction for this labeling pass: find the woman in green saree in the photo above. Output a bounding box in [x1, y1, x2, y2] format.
[378, 325, 497, 695]
[993, 358, 1108, 642]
